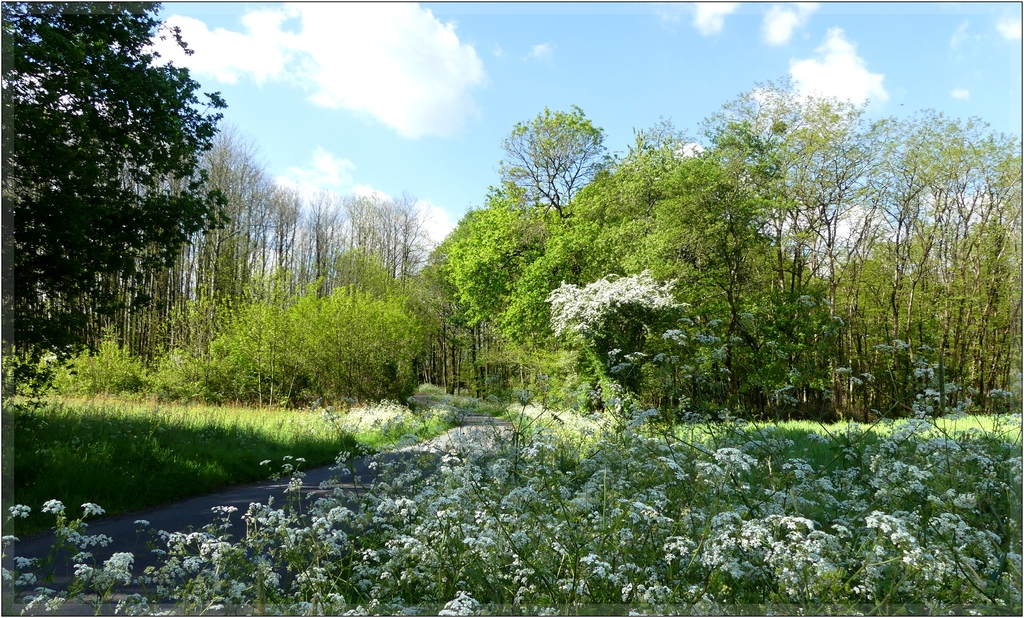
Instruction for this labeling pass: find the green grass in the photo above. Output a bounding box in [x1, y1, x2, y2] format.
[414, 383, 447, 397]
[674, 413, 1023, 474]
[6, 391, 466, 536]
[411, 385, 510, 417]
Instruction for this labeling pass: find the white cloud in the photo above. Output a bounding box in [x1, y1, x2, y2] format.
[762, 3, 817, 46]
[950, 88, 970, 100]
[996, 15, 1022, 40]
[692, 3, 739, 36]
[152, 3, 487, 139]
[950, 21, 971, 50]
[789, 28, 889, 107]
[418, 199, 457, 244]
[493, 43, 503, 57]
[277, 147, 358, 201]
[154, 14, 291, 84]
[676, 142, 705, 158]
[284, 146, 356, 191]
[527, 43, 553, 61]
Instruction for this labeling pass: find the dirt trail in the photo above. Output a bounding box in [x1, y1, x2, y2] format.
[4, 410, 512, 591]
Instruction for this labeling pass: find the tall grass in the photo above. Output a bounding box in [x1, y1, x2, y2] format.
[7, 393, 467, 536]
[506, 399, 1022, 495]
[699, 414, 1023, 474]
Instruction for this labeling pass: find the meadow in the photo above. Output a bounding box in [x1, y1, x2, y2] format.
[5, 9, 1021, 614]
[5, 392, 485, 537]
[4, 389, 1021, 615]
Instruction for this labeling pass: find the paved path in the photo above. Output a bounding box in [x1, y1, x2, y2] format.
[4, 411, 512, 593]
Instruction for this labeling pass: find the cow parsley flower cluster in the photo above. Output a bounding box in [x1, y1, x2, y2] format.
[4, 395, 1020, 615]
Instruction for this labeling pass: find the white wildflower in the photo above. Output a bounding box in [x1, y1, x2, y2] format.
[714, 447, 757, 472]
[41, 500, 64, 515]
[952, 493, 977, 510]
[438, 590, 481, 617]
[15, 572, 37, 586]
[71, 551, 92, 563]
[81, 503, 105, 517]
[103, 552, 134, 584]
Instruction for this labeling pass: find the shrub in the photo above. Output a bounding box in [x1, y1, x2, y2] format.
[549, 271, 678, 403]
[149, 349, 216, 403]
[53, 337, 149, 397]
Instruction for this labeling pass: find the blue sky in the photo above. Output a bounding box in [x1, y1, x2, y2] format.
[154, 2, 1023, 241]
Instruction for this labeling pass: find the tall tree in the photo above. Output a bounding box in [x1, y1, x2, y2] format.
[500, 105, 606, 218]
[1, 2, 226, 356]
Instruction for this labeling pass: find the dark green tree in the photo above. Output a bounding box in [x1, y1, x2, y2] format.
[1, 2, 226, 358]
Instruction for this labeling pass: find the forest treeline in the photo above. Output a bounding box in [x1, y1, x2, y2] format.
[36, 124, 436, 405]
[19, 82, 1024, 420]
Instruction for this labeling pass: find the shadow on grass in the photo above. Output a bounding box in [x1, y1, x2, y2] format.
[6, 400, 361, 536]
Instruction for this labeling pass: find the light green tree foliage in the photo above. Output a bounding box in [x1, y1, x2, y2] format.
[447, 107, 845, 414]
[414, 249, 477, 394]
[855, 111, 1022, 413]
[197, 286, 420, 405]
[500, 105, 606, 218]
[441, 190, 568, 393]
[694, 84, 1018, 419]
[332, 248, 401, 299]
[54, 335, 150, 396]
[703, 81, 883, 317]
[498, 122, 691, 344]
[445, 187, 547, 331]
[446, 84, 1020, 419]
[648, 124, 771, 374]
[58, 258, 424, 405]
[294, 288, 422, 403]
[208, 301, 291, 405]
[443, 109, 625, 393]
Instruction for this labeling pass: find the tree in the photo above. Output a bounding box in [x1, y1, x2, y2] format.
[500, 105, 606, 218]
[1, 2, 226, 356]
[445, 187, 548, 330]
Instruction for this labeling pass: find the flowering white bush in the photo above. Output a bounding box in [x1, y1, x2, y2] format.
[548, 271, 675, 338]
[549, 272, 678, 402]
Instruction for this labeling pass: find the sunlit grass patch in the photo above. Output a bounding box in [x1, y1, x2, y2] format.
[671, 414, 1022, 473]
[416, 389, 508, 416]
[7, 392, 465, 536]
[931, 413, 1023, 444]
[314, 399, 462, 450]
